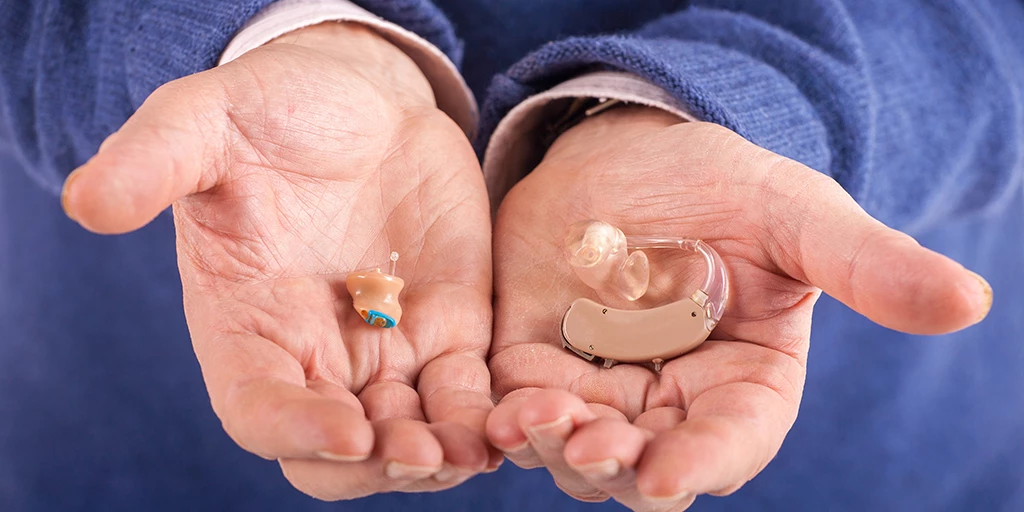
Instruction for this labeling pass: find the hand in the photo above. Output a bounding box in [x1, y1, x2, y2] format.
[487, 106, 992, 510]
[61, 23, 500, 499]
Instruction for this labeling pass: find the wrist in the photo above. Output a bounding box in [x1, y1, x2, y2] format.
[545, 105, 681, 163]
[267, 22, 435, 110]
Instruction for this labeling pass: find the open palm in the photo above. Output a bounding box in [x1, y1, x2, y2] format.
[487, 108, 990, 511]
[62, 24, 498, 499]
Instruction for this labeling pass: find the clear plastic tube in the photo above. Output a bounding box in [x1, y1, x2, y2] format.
[565, 221, 730, 330]
[627, 236, 729, 330]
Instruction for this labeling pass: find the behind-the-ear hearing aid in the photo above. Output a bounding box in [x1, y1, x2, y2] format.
[346, 251, 404, 328]
[560, 220, 729, 370]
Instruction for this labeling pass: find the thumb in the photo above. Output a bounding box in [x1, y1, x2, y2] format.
[764, 164, 992, 335]
[61, 77, 227, 234]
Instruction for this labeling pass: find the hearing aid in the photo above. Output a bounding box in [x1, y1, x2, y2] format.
[560, 220, 729, 370]
[346, 251, 404, 328]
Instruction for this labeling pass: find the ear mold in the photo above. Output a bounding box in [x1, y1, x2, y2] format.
[346, 252, 404, 328]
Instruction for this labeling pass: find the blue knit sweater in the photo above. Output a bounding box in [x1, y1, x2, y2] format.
[1, 1, 1022, 510]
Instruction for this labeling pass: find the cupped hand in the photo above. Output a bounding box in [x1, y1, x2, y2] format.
[61, 23, 500, 499]
[487, 106, 992, 510]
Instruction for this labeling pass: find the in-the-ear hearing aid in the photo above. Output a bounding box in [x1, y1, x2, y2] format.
[560, 220, 729, 371]
[346, 251, 404, 328]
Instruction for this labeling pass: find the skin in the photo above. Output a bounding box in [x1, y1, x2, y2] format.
[59, 20, 992, 509]
[61, 23, 500, 499]
[487, 106, 993, 511]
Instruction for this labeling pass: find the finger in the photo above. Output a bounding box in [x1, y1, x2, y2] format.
[359, 359, 496, 481]
[762, 163, 992, 334]
[563, 418, 694, 512]
[567, 409, 695, 512]
[374, 418, 444, 485]
[419, 352, 502, 471]
[196, 331, 374, 461]
[487, 390, 545, 469]
[488, 342, 657, 421]
[61, 76, 228, 234]
[371, 421, 491, 494]
[578, 467, 697, 512]
[359, 381, 427, 421]
[636, 381, 796, 501]
[278, 418, 444, 501]
[517, 390, 607, 502]
[358, 385, 466, 487]
[422, 422, 490, 487]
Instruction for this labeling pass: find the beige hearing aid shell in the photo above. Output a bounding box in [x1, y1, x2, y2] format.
[345, 270, 405, 326]
[561, 296, 711, 365]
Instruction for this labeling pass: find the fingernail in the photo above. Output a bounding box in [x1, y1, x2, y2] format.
[315, 450, 369, 463]
[968, 270, 993, 323]
[524, 415, 573, 450]
[483, 451, 505, 473]
[501, 440, 531, 454]
[384, 461, 439, 480]
[61, 168, 82, 222]
[642, 490, 692, 503]
[573, 458, 621, 480]
[433, 463, 458, 483]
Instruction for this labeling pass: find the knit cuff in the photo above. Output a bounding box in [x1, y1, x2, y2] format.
[479, 36, 833, 181]
[125, 0, 461, 112]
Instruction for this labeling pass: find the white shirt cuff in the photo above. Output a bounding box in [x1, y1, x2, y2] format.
[219, 0, 478, 137]
[482, 71, 695, 211]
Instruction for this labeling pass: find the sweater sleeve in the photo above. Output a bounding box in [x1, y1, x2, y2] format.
[0, 0, 460, 195]
[478, 0, 1024, 233]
